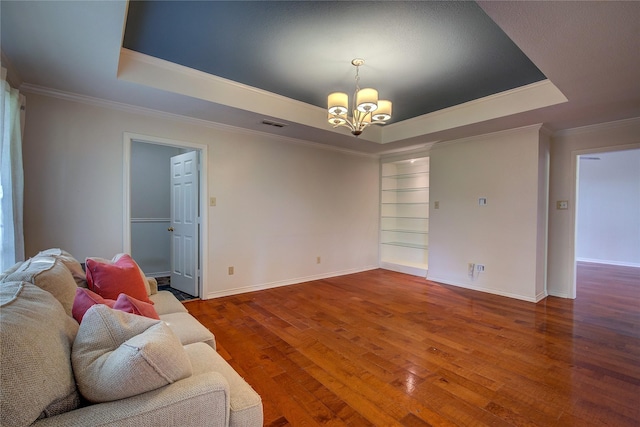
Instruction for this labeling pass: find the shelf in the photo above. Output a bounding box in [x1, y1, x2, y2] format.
[381, 202, 428, 205]
[381, 216, 428, 220]
[381, 187, 428, 192]
[381, 229, 428, 234]
[381, 242, 428, 249]
[382, 172, 429, 179]
[380, 156, 429, 278]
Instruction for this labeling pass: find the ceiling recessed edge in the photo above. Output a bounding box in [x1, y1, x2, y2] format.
[381, 79, 568, 144]
[117, 48, 385, 144]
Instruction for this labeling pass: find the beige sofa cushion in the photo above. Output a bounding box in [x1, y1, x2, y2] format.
[72, 305, 193, 403]
[184, 343, 263, 427]
[1, 256, 77, 316]
[150, 289, 189, 315]
[0, 282, 80, 426]
[160, 311, 216, 349]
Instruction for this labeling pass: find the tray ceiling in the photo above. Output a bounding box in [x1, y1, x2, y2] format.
[122, 1, 546, 124]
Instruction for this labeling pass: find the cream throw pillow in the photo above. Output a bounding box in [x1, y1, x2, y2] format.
[72, 305, 193, 402]
[36, 248, 87, 287]
[1, 256, 77, 316]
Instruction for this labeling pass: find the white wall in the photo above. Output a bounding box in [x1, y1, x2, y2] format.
[428, 125, 549, 302]
[576, 149, 640, 266]
[22, 92, 380, 299]
[547, 117, 640, 298]
[130, 142, 180, 276]
[576, 150, 640, 267]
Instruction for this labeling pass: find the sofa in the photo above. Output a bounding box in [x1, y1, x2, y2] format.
[0, 249, 263, 427]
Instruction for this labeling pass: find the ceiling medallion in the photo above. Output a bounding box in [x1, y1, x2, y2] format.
[327, 59, 392, 136]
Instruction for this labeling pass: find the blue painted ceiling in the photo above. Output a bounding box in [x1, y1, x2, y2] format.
[124, 1, 545, 124]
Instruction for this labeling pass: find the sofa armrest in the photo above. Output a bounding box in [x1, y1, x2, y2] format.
[31, 372, 230, 427]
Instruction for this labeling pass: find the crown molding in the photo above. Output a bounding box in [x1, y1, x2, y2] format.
[382, 79, 567, 143]
[430, 123, 546, 150]
[117, 48, 383, 145]
[553, 116, 640, 138]
[19, 83, 375, 158]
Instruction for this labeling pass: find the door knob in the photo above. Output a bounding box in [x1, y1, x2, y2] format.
[168, 227, 174, 232]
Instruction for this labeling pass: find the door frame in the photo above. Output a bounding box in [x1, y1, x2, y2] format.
[122, 132, 209, 300]
[569, 143, 640, 298]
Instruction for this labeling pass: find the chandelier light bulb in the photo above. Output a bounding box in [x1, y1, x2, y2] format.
[328, 92, 349, 115]
[356, 88, 378, 113]
[372, 100, 392, 122]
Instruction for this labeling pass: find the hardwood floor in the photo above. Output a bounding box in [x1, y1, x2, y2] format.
[184, 263, 640, 426]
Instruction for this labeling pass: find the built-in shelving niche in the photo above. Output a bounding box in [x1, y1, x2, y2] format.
[380, 157, 429, 276]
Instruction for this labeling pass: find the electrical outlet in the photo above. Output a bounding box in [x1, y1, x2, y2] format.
[476, 264, 485, 272]
[209, 197, 216, 206]
[556, 200, 568, 210]
[228, 266, 234, 275]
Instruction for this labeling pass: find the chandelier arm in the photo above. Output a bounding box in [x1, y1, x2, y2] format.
[330, 120, 356, 132]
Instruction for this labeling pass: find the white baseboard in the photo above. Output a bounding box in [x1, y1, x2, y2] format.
[379, 261, 427, 277]
[547, 290, 575, 299]
[205, 265, 379, 299]
[425, 276, 544, 303]
[576, 258, 640, 268]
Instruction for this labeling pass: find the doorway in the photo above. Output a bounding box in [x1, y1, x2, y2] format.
[574, 148, 640, 296]
[123, 133, 208, 300]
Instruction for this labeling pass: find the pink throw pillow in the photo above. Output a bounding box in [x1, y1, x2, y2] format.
[113, 294, 160, 320]
[85, 254, 153, 304]
[72, 289, 160, 323]
[72, 288, 115, 323]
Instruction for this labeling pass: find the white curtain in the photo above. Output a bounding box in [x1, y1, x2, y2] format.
[0, 67, 25, 271]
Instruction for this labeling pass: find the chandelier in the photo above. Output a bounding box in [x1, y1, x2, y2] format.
[327, 59, 392, 136]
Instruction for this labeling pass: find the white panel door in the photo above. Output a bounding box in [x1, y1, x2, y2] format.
[170, 151, 199, 297]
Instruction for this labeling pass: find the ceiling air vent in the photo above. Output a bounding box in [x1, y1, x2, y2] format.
[262, 119, 287, 128]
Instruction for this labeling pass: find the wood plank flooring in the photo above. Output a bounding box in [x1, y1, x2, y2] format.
[184, 263, 640, 426]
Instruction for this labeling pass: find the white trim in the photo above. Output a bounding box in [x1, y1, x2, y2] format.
[116, 48, 388, 144]
[118, 47, 316, 106]
[378, 143, 436, 160]
[426, 276, 547, 303]
[123, 132, 209, 300]
[555, 116, 640, 138]
[570, 142, 640, 299]
[431, 123, 545, 150]
[576, 258, 640, 269]
[130, 218, 171, 223]
[547, 290, 574, 299]
[20, 83, 375, 159]
[119, 47, 562, 146]
[206, 266, 378, 299]
[379, 262, 428, 277]
[382, 80, 566, 143]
